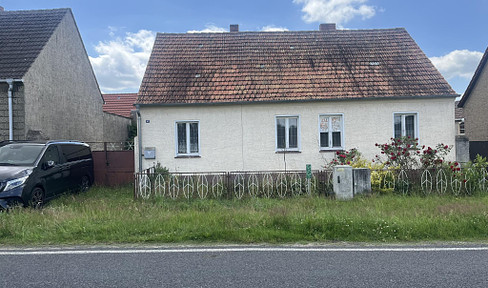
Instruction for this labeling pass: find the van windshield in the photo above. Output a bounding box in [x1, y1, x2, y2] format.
[0, 144, 45, 166]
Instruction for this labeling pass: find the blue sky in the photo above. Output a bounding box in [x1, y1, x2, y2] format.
[2, 0, 487, 95]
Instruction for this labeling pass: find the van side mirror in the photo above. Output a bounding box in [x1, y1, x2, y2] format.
[43, 160, 55, 170]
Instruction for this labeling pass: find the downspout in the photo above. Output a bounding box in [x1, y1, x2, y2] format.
[7, 80, 14, 140]
[135, 105, 142, 173]
[1, 79, 23, 140]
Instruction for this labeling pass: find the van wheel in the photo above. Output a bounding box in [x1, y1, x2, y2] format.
[80, 175, 91, 193]
[29, 187, 45, 209]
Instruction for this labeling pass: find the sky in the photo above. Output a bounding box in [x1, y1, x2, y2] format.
[1, 0, 487, 95]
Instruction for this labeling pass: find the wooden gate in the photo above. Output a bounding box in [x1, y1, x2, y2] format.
[90, 142, 134, 187]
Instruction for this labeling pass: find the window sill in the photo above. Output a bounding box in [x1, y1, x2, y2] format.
[175, 155, 201, 159]
[319, 148, 344, 153]
[275, 150, 301, 154]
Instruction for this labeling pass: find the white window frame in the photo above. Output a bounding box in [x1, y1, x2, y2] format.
[275, 115, 300, 152]
[318, 113, 344, 150]
[393, 112, 419, 139]
[175, 120, 200, 157]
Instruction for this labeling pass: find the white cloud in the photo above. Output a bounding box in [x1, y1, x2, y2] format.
[187, 24, 227, 33]
[430, 50, 483, 80]
[293, 0, 375, 26]
[89, 29, 156, 93]
[261, 25, 289, 32]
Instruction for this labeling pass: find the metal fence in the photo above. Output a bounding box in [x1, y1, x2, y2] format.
[373, 168, 488, 196]
[134, 170, 333, 200]
[134, 167, 488, 200]
[86, 141, 134, 152]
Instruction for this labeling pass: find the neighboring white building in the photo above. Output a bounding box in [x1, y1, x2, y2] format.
[136, 24, 458, 173]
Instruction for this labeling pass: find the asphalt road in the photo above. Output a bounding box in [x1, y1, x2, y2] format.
[1, 245, 487, 287]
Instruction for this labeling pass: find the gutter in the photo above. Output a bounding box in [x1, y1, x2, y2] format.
[135, 105, 142, 173]
[0, 79, 24, 140]
[135, 94, 460, 108]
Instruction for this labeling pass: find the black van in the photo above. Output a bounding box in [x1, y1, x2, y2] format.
[0, 140, 94, 209]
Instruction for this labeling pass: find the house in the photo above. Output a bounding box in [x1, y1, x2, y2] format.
[102, 93, 138, 119]
[455, 101, 465, 136]
[135, 24, 458, 173]
[0, 7, 129, 142]
[454, 101, 469, 162]
[457, 46, 488, 160]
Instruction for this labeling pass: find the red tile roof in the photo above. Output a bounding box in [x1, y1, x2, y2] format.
[455, 101, 464, 120]
[102, 93, 137, 118]
[137, 28, 457, 105]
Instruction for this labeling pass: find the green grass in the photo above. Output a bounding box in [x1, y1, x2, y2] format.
[1, 186, 488, 245]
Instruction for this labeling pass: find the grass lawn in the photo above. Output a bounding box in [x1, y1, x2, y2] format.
[1, 185, 488, 245]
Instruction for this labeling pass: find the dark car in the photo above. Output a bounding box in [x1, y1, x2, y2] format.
[0, 140, 94, 209]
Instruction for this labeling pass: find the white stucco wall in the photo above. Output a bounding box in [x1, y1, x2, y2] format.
[138, 97, 456, 172]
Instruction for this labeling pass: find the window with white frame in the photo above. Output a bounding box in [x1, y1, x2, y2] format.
[276, 116, 299, 151]
[319, 114, 344, 150]
[394, 113, 417, 138]
[176, 121, 199, 156]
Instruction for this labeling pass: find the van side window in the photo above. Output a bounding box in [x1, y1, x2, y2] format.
[41, 145, 60, 165]
[61, 144, 91, 162]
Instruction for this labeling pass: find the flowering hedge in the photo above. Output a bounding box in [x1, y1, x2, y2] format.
[374, 136, 452, 170]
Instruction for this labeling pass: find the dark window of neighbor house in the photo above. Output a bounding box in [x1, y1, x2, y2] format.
[276, 116, 299, 151]
[176, 121, 199, 156]
[394, 113, 418, 139]
[319, 114, 344, 150]
[459, 121, 465, 134]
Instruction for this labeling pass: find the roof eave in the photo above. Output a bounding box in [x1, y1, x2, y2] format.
[458, 46, 488, 108]
[135, 94, 459, 107]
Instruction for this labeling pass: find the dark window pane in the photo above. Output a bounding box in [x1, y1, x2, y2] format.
[61, 144, 88, 162]
[277, 118, 286, 149]
[394, 115, 402, 138]
[289, 118, 298, 148]
[405, 115, 415, 138]
[332, 132, 341, 147]
[177, 123, 187, 154]
[42, 146, 60, 164]
[320, 132, 329, 148]
[189, 123, 199, 153]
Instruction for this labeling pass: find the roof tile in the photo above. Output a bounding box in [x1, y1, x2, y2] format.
[0, 8, 69, 79]
[138, 29, 456, 105]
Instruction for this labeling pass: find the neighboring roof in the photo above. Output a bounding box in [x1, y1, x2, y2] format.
[458, 46, 488, 108]
[0, 8, 69, 79]
[102, 93, 138, 118]
[455, 101, 464, 120]
[137, 27, 457, 105]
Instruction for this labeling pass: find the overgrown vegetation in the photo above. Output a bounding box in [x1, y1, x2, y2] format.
[1, 185, 488, 245]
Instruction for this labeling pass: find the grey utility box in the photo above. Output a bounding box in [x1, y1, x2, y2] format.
[333, 165, 354, 200]
[144, 147, 156, 159]
[353, 168, 371, 195]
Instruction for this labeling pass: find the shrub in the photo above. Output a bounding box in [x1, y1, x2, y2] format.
[374, 137, 452, 170]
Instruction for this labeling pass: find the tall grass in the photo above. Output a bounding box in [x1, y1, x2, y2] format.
[1, 185, 488, 245]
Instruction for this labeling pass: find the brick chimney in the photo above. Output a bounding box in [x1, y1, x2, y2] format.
[230, 24, 239, 32]
[319, 23, 336, 31]
[0, 6, 4, 12]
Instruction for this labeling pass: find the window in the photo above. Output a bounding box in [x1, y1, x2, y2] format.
[459, 121, 465, 135]
[276, 116, 299, 151]
[41, 145, 60, 165]
[394, 113, 417, 138]
[176, 121, 199, 156]
[60, 144, 91, 162]
[319, 114, 344, 150]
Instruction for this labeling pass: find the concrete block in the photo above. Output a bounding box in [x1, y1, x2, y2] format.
[333, 165, 353, 200]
